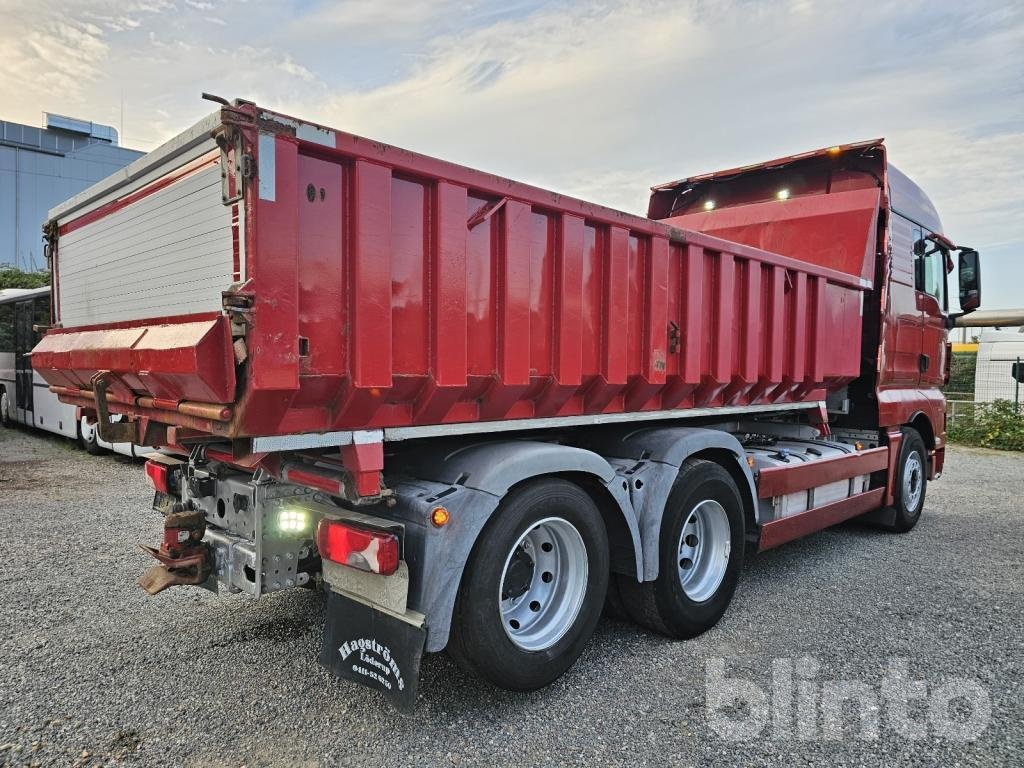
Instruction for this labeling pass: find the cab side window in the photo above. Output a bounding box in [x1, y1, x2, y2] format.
[913, 230, 947, 309]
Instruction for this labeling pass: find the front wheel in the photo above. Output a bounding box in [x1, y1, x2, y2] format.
[447, 478, 609, 691]
[884, 427, 927, 532]
[618, 458, 745, 639]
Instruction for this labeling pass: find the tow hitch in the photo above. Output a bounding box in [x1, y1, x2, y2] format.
[138, 510, 212, 595]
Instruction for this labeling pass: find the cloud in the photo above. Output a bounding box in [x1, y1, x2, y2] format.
[286, 0, 487, 41]
[0, 0, 1021, 306]
[0, 0, 169, 107]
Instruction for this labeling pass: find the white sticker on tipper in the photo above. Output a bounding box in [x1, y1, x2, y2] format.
[296, 123, 337, 148]
[258, 132, 276, 201]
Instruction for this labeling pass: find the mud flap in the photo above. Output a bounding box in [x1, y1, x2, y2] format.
[858, 504, 897, 528]
[320, 590, 426, 712]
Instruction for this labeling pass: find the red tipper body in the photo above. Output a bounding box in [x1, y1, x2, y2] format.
[32, 106, 918, 453]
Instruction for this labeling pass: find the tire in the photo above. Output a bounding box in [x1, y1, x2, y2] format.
[79, 416, 109, 456]
[882, 427, 927, 533]
[603, 571, 630, 621]
[617, 458, 745, 639]
[447, 478, 609, 691]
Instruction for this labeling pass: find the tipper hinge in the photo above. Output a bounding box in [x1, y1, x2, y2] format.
[223, 291, 254, 338]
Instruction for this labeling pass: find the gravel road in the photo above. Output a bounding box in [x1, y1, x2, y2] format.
[1, 426, 1021, 767]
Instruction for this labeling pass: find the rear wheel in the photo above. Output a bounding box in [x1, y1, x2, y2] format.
[79, 416, 108, 456]
[618, 459, 745, 638]
[448, 478, 609, 691]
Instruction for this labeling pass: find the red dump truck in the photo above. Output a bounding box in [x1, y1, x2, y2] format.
[33, 98, 982, 708]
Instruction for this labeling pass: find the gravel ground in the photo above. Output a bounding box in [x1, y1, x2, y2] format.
[0, 426, 1021, 767]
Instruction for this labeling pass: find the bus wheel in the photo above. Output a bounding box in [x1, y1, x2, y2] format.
[79, 416, 109, 456]
[448, 478, 609, 691]
[618, 458, 745, 639]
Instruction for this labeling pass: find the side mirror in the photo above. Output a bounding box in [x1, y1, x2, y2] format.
[958, 249, 981, 313]
[1012, 361, 1024, 384]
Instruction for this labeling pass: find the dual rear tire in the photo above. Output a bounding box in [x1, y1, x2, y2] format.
[448, 461, 745, 690]
[447, 479, 609, 691]
[616, 460, 745, 639]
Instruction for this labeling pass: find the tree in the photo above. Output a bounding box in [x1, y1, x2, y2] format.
[0, 266, 49, 290]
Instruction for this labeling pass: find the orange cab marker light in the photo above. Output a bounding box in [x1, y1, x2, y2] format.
[431, 506, 450, 527]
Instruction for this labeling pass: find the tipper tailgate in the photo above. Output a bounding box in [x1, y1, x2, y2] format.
[32, 316, 236, 405]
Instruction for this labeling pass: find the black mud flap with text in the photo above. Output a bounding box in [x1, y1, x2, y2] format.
[320, 590, 426, 712]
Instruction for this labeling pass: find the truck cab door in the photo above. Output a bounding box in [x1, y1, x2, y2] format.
[882, 214, 924, 386]
[914, 232, 949, 388]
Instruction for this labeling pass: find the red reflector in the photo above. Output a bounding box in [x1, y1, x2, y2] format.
[145, 460, 170, 494]
[316, 519, 399, 576]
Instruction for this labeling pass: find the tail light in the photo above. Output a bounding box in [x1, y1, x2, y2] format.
[145, 460, 170, 494]
[317, 519, 399, 575]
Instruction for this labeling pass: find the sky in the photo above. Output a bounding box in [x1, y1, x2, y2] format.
[1, 0, 1021, 309]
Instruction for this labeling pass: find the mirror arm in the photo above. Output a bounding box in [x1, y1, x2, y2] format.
[927, 232, 957, 250]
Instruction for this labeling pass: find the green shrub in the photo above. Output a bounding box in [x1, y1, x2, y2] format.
[948, 399, 1024, 451]
[0, 267, 49, 290]
[944, 351, 977, 399]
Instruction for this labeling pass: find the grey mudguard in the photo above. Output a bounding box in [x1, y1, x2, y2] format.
[398, 440, 618, 494]
[385, 430, 755, 651]
[386, 440, 643, 652]
[580, 426, 758, 581]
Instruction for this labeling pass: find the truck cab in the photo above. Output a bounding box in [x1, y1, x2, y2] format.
[648, 138, 982, 479]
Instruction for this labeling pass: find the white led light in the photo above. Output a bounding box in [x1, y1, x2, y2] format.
[703, 200, 715, 211]
[278, 508, 308, 533]
[777, 188, 790, 200]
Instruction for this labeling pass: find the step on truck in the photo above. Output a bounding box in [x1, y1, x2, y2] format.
[32, 98, 982, 709]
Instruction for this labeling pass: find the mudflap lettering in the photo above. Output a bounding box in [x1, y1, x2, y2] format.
[320, 590, 425, 712]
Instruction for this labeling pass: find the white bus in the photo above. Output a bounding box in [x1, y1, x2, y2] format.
[0, 286, 149, 456]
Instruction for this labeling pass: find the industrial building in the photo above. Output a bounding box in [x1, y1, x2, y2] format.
[0, 113, 143, 270]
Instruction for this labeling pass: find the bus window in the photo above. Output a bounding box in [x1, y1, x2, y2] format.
[33, 296, 50, 344]
[0, 303, 13, 353]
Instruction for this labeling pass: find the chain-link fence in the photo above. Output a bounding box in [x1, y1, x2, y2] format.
[945, 349, 1024, 450]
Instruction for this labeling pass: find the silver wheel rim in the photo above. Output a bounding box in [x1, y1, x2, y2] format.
[903, 452, 923, 513]
[499, 516, 588, 652]
[677, 500, 731, 603]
